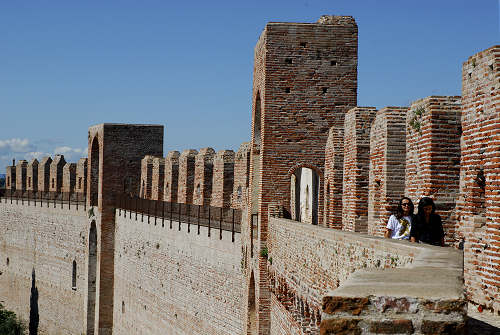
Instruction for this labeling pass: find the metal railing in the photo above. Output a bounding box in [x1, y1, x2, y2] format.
[116, 194, 242, 242]
[0, 189, 87, 210]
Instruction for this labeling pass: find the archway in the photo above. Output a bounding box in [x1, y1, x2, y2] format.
[250, 92, 262, 217]
[291, 167, 320, 225]
[90, 137, 100, 207]
[87, 221, 97, 335]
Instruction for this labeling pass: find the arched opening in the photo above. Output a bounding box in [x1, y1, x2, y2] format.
[72, 260, 77, 290]
[247, 272, 257, 335]
[90, 137, 100, 207]
[250, 92, 262, 217]
[87, 221, 97, 335]
[292, 167, 319, 225]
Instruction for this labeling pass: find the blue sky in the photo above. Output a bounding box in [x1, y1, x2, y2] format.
[0, 0, 498, 170]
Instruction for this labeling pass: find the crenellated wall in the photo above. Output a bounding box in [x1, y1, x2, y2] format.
[76, 158, 88, 195]
[151, 157, 165, 201]
[342, 107, 377, 233]
[15, 160, 28, 192]
[38, 157, 52, 193]
[112, 210, 244, 335]
[193, 148, 215, 206]
[368, 107, 408, 237]
[62, 163, 77, 193]
[211, 150, 235, 208]
[231, 142, 250, 210]
[324, 126, 344, 229]
[140, 155, 154, 199]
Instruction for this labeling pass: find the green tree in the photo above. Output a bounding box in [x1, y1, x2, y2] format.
[0, 304, 25, 335]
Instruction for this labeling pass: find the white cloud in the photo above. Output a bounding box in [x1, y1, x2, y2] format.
[0, 138, 34, 154]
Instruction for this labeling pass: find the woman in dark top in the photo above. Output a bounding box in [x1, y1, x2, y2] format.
[410, 197, 445, 246]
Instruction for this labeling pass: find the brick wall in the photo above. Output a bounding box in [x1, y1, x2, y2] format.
[164, 151, 180, 202]
[62, 162, 77, 193]
[140, 155, 154, 199]
[405, 96, 462, 244]
[177, 149, 197, 204]
[0, 201, 89, 334]
[15, 159, 28, 193]
[231, 142, 250, 209]
[38, 156, 52, 193]
[459, 45, 500, 315]
[211, 150, 235, 208]
[267, 217, 419, 334]
[27, 158, 39, 192]
[248, 16, 358, 334]
[113, 211, 244, 335]
[193, 148, 215, 206]
[150, 157, 164, 201]
[368, 107, 408, 237]
[342, 107, 377, 232]
[49, 154, 66, 195]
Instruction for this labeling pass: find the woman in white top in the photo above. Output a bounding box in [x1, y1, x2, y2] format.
[384, 197, 414, 240]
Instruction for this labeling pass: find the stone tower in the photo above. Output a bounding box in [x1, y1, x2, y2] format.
[245, 15, 358, 334]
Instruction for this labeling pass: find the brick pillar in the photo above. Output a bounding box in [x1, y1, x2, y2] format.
[246, 16, 358, 335]
[368, 107, 408, 237]
[324, 127, 344, 228]
[15, 160, 28, 195]
[87, 123, 163, 334]
[459, 45, 500, 315]
[6, 163, 16, 192]
[405, 96, 461, 244]
[37, 157, 52, 193]
[193, 147, 215, 206]
[164, 151, 180, 202]
[76, 158, 88, 196]
[49, 154, 66, 197]
[211, 150, 235, 208]
[26, 158, 38, 193]
[232, 142, 250, 209]
[151, 157, 165, 201]
[177, 149, 197, 204]
[62, 162, 77, 194]
[342, 107, 377, 232]
[139, 155, 154, 199]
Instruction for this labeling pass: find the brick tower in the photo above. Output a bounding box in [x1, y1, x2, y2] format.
[245, 15, 358, 334]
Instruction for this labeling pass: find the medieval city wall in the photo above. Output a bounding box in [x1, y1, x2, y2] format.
[112, 210, 244, 335]
[0, 200, 89, 335]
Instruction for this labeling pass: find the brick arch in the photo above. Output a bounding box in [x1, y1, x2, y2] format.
[88, 135, 100, 208]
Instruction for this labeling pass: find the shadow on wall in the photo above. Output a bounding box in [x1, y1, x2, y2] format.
[29, 268, 38, 335]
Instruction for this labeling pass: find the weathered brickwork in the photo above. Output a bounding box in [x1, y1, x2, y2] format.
[405, 96, 462, 244]
[342, 107, 377, 233]
[0, 201, 89, 335]
[49, 154, 66, 195]
[76, 158, 88, 195]
[211, 150, 235, 208]
[140, 155, 154, 199]
[458, 45, 500, 315]
[368, 107, 408, 237]
[193, 148, 215, 206]
[232, 142, 250, 210]
[151, 157, 165, 201]
[113, 212, 244, 335]
[177, 149, 197, 204]
[248, 16, 358, 333]
[27, 158, 39, 192]
[38, 156, 52, 193]
[62, 163, 77, 193]
[324, 127, 344, 229]
[15, 159, 28, 193]
[164, 151, 180, 202]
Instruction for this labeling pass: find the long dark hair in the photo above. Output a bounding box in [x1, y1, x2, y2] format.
[395, 197, 414, 219]
[417, 197, 436, 218]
